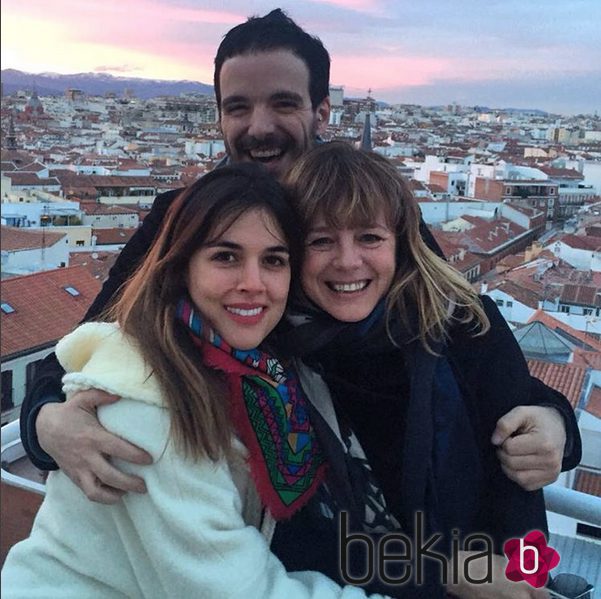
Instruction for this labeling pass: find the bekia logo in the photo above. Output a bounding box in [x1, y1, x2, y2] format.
[503, 531, 560, 588]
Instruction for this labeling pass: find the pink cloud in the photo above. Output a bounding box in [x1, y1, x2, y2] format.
[307, 0, 382, 13]
[331, 55, 450, 90]
[160, 4, 245, 24]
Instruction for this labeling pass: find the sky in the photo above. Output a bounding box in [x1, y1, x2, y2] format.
[2, 0, 600, 115]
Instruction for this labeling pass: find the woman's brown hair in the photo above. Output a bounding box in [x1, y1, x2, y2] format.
[285, 141, 489, 351]
[106, 163, 302, 460]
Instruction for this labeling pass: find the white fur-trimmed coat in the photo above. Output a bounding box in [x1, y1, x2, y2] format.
[2, 322, 388, 599]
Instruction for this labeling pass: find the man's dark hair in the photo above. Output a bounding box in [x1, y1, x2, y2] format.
[214, 8, 330, 111]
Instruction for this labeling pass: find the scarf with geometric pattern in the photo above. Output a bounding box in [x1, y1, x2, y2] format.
[176, 297, 327, 520]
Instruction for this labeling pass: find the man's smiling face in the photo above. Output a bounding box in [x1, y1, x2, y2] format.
[219, 49, 330, 181]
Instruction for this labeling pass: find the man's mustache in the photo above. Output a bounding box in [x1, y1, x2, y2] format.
[237, 134, 289, 151]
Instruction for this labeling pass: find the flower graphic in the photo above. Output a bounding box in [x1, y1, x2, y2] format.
[503, 530, 560, 588]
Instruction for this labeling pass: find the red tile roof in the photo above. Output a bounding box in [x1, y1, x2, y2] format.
[574, 470, 601, 498]
[431, 230, 464, 256]
[448, 218, 528, 254]
[69, 251, 119, 282]
[571, 350, 601, 371]
[585, 386, 601, 419]
[92, 228, 137, 245]
[560, 284, 601, 307]
[117, 158, 148, 170]
[560, 235, 601, 251]
[19, 162, 47, 173]
[585, 226, 601, 238]
[426, 183, 447, 194]
[1, 266, 101, 357]
[85, 175, 157, 188]
[430, 230, 481, 272]
[54, 173, 158, 191]
[497, 254, 526, 270]
[0, 227, 66, 252]
[538, 166, 584, 180]
[454, 252, 481, 273]
[409, 180, 428, 191]
[4, 173, 60, 187]
[80, 203, 138, 216]
[527, 360, 587, 409]
[489, 279, 542, 309]
[0, 150, 36, 165]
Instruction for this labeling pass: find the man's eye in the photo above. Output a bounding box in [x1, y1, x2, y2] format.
[274, 100, 299, 112]
[222, 104, 247, 115]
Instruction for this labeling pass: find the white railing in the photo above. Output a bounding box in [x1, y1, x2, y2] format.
[1, 419, 46, 495]
[544, 483, 601, 527]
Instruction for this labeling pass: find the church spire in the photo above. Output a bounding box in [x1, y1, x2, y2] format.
[6, 111, 17, 150]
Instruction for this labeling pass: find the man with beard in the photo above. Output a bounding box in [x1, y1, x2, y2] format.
[21, 9, 577, 508]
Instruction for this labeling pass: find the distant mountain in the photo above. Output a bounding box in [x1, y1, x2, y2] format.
[1, 69, 214, 99]
[501, 107, 549, 116]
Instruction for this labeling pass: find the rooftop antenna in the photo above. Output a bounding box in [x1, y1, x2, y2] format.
[40, 204, 51, 266]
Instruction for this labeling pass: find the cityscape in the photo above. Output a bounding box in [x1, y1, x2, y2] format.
[1, 12, 601, 589]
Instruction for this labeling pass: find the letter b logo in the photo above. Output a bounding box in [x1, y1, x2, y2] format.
[519, 538, 539, 575]
[503, 531, 560, 588]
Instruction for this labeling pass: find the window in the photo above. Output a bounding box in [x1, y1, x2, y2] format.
[496, 299, 504, 306]
[64, 286, 80, 297]
[1, 302, 15, 314]
[76, 240, 85, 247]
[560, 305, 570, 313]
[1, 370, 14, 412]
[584, 308, 593, 315]
[506, 301, 513, 308]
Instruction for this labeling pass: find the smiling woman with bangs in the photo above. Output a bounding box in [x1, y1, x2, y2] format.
[280, 141, 578, 598]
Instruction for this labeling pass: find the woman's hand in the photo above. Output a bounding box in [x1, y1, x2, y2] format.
[37, 390, 152, 503]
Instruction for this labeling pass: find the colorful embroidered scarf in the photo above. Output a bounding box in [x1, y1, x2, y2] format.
[176, 297, 326, 520]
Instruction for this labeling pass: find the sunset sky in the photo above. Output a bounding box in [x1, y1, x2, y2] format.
[2, 0, 600, 115]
